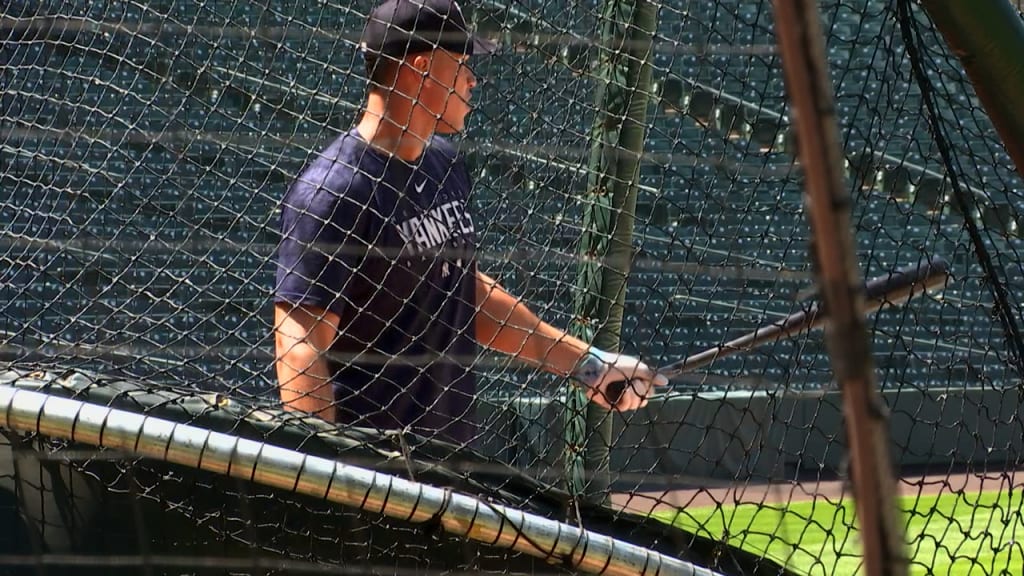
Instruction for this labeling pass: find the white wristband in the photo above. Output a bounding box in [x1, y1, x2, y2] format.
[571, 347, 615, 387]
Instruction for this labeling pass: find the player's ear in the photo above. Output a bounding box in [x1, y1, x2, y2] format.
[409, 54, 431, 77]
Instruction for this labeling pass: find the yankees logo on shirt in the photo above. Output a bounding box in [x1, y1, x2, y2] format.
[395, 199, 475, 256]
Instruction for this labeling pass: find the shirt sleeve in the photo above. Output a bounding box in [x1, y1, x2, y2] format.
[274, 182, 373, 317]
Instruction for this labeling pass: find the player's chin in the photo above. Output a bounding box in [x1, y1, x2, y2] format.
[437, 112, 470, 134]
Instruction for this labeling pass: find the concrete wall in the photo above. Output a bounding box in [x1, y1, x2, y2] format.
[479, 387, 1024, 489]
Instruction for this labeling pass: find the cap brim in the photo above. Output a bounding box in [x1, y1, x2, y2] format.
[471, 35, 499, 56]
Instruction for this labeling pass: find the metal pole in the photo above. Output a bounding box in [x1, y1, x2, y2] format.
[0, 385, 725, 576]
[770, 1, 908, 576]
[568, 0, 657, 505]
[919, 0, 1024, 186]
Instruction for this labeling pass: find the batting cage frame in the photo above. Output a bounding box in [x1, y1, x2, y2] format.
[3, 0, 1024, 575]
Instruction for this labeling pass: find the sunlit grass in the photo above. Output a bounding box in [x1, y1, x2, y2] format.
[653, 489, 1023, 575]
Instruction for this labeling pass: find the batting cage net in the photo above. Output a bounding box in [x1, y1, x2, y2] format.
[2, 0, 1023, 575]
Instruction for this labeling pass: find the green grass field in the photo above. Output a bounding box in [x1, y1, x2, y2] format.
[654, 489, 1022, 575]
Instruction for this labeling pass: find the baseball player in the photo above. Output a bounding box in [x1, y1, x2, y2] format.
[273, 0, 668, 445]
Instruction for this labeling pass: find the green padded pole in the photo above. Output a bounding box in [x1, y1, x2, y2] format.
[919, 0, 1024, 182]
[567, 0, 656, 505]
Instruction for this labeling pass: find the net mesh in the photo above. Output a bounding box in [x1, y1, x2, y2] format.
[1, 367, 783, 575]
[3, 0, 1024, 574]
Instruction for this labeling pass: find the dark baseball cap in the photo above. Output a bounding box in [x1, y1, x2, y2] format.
[359, 0, 498, 59]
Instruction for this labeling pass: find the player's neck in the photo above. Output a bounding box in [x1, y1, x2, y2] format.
[357, 93, 434, 162]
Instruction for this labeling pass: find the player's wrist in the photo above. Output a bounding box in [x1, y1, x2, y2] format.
[570, 347, 614, 387]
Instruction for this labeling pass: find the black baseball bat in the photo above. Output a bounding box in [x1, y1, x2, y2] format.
[605, 255, 949, 402]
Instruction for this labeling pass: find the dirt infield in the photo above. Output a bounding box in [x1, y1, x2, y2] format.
[610, 469, 1022, 515]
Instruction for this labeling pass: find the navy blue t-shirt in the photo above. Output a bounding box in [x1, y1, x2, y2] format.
[274, 129, 479, 444]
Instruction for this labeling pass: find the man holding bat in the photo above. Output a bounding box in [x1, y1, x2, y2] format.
[272, 0, 668, 445]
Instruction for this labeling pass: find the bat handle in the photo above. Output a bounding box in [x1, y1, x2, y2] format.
[603, 380, 627, 408]
[603, 378, 652, 408]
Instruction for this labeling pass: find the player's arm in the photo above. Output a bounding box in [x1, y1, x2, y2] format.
[274, 303, 338, 421]
[273, 174, 370, 421]
[474, 271, 667, 411]
[474, 271, 589, 376]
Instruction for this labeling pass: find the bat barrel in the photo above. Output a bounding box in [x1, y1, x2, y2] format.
[656, 255, 949, 380]
[863, 254, 949, 310]
[603, 256, 950, 403]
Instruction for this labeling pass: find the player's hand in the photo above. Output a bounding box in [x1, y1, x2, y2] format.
[571, 348, 668, 412]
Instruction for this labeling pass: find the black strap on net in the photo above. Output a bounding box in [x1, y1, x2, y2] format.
[896, 0, 1024, 385]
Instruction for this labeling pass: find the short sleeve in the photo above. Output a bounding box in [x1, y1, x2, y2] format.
[274, 183, 373, 317]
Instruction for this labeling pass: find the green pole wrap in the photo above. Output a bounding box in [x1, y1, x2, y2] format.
[566, 0, 656, 505]
[919, 0, 1024, 184]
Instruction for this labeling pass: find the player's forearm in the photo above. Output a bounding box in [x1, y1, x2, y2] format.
[522, 320, 589, 377]
[475, 272, 589, 377]
[276, 345, 336, 420]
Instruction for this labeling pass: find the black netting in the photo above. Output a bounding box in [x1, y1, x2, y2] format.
[3, 0, 1023, 574]
[0, 367, 786, 575]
